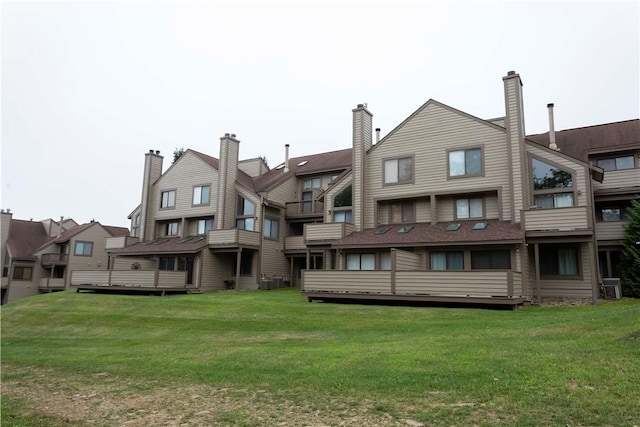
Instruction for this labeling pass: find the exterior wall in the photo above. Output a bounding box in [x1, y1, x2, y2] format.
[216, 136, 239, 230]
[239, 157, 268, 177]
[150, 151, 218, 237]
[393, 249, 423, 270]
[352, 106, 373, 232]
[261, 206, 289, 279]
[6, 261, 41, 301]
[529, 242, 594, 299]
[503, 73, 527, 224]
[140, 152, 163, 241]
[266, 176, 297, 206]
[200, 250, 227, 292]
[363, 102, 512, 229]
[113, 257, 156, 270]
[66, 225, 112, 289]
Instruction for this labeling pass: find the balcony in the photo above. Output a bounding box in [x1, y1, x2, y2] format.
[595, 221, 628, 242]
[523, 206, 590, 233]
[208, 229, 260, 250]
[284, 235, 306, 252]
[593, 168, 640, 193]
[38, 277, 65, 290]
[41, 253, 68, 266]
[304, 222, 355, 244]
[285, 200, 325, 218]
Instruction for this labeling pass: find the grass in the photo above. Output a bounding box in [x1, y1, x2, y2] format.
[2, 289, 639, 426]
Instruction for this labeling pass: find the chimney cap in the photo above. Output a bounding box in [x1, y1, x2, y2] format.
[547, 103, 554, 108]
[231, 134, 236, 138]
[225, 133, 230, 137]
[149, 149, 154, 153]
[155, 150, 160, 155]
[507, 70, 516, 75]
[375, 128, 381, 132]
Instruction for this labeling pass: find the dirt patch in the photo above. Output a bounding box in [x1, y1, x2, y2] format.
[3, 367, 430, 426]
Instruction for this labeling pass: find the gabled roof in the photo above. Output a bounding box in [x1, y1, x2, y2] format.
[108, 236, 209, 256]
[333, 220, 524, 249]
[35, 222, 131, 252]
[254, 148, 352, 192]
[527, 119, 640, 162]
[6, 220, 50, 261]
[369, 99, 507, 154]
[103, 225, 130, 237]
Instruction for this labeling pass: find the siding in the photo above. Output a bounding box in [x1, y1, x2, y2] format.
[67, 225, 112, 288]
[595, 221, 628, 241]
[266, 176, 297, 206]
[239, 158, 268, 177]
[325, 178, 352, 222]
[150, 151, 218, 236]
[594, 168, 640, 191]
[534, 242, 595, 299]
[524, 206, 589, 231]
[363, 103, 512, 229]
[394, 249, 423, 270]
[200, 251, 226, 292]
[395, 271, 511, 296]
[303, 270, 392, 293]
[305, 223, 354, 242]
[504, 78, 526, 223]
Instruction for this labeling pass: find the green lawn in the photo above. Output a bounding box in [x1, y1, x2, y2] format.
[2, 289, 639, 426]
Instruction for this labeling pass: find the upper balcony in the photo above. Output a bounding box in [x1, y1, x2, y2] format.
[304, 222, 355, 245]
[41, 253, 68, 267]
[523, 206, 591, 234]
[595, 221, 628, 242]
[208, 228, 260, 250]
[285, 200, 324, 219]
[593, 168, 640, 194]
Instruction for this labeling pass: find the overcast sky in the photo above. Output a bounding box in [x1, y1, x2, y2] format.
[2, 1, 638, 228]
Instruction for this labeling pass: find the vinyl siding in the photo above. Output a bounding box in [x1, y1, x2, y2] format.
[67, 225, 112, 288]
[504, 81, 525, 223]
[395, 271, 511, 296]
[200, 251, 226, 292]
[325, 177, 352, 222]
[394, 249, 423, 270]
[524, 206, 590, 231]
[303, 270, 392, 293]
[593, 168, 640, 191]
[149, 151, 218, 234]
[266, 176, 297, 206]
[238, 158, 268, 177]
[364, 103, 512, 229]
[536, 242, 594, 298]
[261, 239, 288, 279]
[595, 221, 628, 241]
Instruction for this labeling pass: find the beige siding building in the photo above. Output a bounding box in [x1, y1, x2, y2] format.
[67, 70, 638, 306]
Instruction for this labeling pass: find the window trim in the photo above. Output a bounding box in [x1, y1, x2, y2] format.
[595, 154, 636, 171]
[382, 155, 415, 186]
[429, 251, 464, 271]
[192, 184, 211, 207]
[74, 241, 94, 257]
[529, 155, 577, 209]
[332, 208, 353, 223]
[454, 197, 485, 220]
[165, 221, 179, 236]
[446, 146, 484, 179]
[160, 189, 177, 209]
[12, 266, 33, 281]
[236, 195, 256, 231]
[196, 218, 213, 235]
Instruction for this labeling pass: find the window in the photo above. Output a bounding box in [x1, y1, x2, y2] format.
[456, 198, 483, 219]
[333, 210, 352, 223]
[192, 185, 210, 206]
[263, 218, 279, 239]
[601, 208, 622, 222]
[449, 148, 482, 177]
[596, 201, 632, 222]
[303, 177, 322, 190]
[380, 253, 391, 271]
[346, 253, 375, 270]
[333, 185, 352, 207]
[384, 157, 413, 184]
[161, 190, 176, 208]
[389, 201, 415, 223]
[197, 219, 213, 234]
[159, 256, 175, 271]
[430, 252, 464, 270]
[132, 214, 141, 237]
[12, 266, 32, 280]
[165, 222, 179, 236]
[471, 250, 511, 269]
[539, 245, 579, 277]
[236, 196, 255, 231]
[531, 158, 574, 208]
[74, 241, 93, 256]
[596, 155, 635, 171]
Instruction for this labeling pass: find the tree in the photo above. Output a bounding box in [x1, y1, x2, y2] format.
[620, 199, 640, 297]
[173, 147, 185, 164]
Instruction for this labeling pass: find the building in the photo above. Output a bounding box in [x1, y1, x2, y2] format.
[528, 118, 640, 282]
[71, 71, 638, 305]
[0, 211, 129, 303]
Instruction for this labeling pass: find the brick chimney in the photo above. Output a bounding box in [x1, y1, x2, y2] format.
[216, 134, 240, 230]
[139, 149, 163, 240]
[352, 104, 373, 232]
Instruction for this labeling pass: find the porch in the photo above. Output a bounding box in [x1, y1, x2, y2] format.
[38, 277, 65, 292]
[302, 270, 525, 306]
[70, 270, 197, 295]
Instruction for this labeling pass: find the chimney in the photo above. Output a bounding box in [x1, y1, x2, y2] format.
[56, 216, 64, 238]
[503, 71, 528, 223]
[547, 103, 559, 151]
[375, 128, 381, 143]
[139, 149, 164, 240]
[352, 103, 373, 232]
[216, 133, 240, 230]
[284, 144, 290, 173]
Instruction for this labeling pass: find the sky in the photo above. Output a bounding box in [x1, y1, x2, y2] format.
[1, 1, 638, 228]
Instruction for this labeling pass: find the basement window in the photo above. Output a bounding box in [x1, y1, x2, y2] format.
[446, 223, 461, 231]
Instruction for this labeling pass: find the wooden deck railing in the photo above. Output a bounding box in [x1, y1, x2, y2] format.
[71, 270, 188, 288]
[41, 253, 68, 265]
